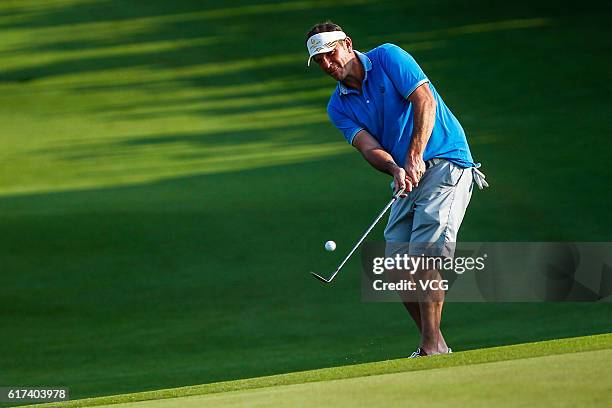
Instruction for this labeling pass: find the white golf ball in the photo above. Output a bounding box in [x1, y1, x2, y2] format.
[325, 240, 336, 252]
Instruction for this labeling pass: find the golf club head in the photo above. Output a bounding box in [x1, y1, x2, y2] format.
[310, 271, 332, 283]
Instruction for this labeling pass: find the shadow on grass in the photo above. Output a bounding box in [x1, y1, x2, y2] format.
[1, 159, 611, 402]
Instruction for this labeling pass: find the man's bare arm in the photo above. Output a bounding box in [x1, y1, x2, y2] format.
[353, 129, 412, 194]
[405, 83, 437, 186]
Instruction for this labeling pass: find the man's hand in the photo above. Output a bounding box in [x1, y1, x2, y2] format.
[391, 165, 411, 197]
[405, 154, 426, 187]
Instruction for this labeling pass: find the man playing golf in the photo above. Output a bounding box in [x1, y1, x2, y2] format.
[306, 22, 487, 356]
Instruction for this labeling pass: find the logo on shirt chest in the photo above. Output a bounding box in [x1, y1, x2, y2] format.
[379, 85, 385, 94]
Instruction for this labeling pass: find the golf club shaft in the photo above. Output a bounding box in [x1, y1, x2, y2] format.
[326, 188, 404, 282]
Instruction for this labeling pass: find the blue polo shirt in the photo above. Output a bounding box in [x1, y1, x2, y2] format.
[327, 43, 474, 168]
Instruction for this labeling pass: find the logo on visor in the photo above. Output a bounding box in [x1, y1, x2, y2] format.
[312, 41, 339, 54]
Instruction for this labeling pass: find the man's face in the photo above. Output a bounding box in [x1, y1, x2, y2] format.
[312, 38, 354, 81]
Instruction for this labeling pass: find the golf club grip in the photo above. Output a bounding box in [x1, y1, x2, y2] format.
[331, 189, 404, 278]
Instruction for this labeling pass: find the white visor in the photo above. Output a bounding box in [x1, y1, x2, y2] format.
[306, 31, 347, 66]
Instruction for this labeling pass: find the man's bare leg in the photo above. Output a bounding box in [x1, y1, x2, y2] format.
[400, 301, 447, 351]
[388, 268, 421, 332]
[416, 268, 448, 354]
[435, 300, 448, 351]
[389, 267, 447, 349]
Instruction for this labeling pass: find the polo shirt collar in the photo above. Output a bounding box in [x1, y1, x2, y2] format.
[337, 50, 372, 95]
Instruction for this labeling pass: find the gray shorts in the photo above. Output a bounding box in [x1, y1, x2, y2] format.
[384, 159, 473, 257]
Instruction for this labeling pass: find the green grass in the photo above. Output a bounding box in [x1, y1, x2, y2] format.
[128, 349, 611, 408]
[1, 0, 611, 406]
[21, 333, 612, 407]
[103, 351, 611, 408]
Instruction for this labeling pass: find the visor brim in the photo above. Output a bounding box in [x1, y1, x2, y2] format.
[306, 45, 336, 67]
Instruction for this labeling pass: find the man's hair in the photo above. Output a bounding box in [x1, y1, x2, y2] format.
[305, 21, 344, 44]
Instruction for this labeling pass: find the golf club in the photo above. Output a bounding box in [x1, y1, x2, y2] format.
[310, 187, 405, 284]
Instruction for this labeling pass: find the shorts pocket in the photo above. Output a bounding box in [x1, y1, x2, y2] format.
[440, 162, 464, 187]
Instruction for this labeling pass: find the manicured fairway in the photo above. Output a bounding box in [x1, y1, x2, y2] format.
[25, 334, 612, 407]
[100, 350, 611, 408]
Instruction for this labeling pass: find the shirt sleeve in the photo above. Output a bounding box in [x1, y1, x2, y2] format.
[327, 103, 364, 145]
[378, 43, 429, 98]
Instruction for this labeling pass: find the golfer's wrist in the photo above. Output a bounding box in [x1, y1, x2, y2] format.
[407, 149, 423, 162]
[385, 161, 402, 176]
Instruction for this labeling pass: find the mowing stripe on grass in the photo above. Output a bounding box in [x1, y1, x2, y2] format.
[25, 333, 612, 408]
[94, 349, 612, 408]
